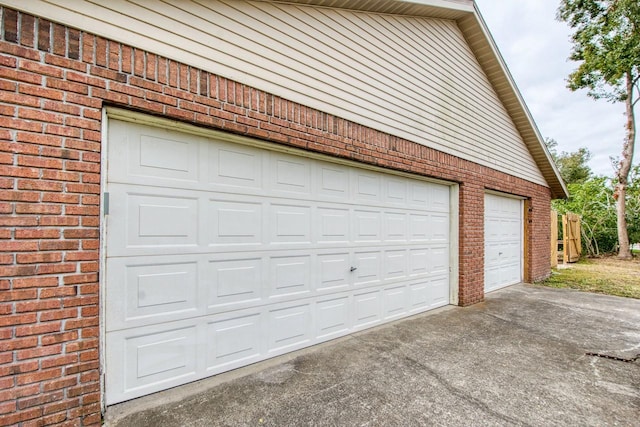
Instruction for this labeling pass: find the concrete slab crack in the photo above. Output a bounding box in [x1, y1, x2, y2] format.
[352, 334, 533, 427]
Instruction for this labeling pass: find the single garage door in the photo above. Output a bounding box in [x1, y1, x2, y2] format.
[484, 193, 523, 293]
[104, 117, 453, 404]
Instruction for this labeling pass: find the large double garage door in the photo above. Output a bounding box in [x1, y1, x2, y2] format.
[104, 117, 454, 404]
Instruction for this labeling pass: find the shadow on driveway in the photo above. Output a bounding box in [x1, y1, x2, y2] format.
[107, 284, 640, 426]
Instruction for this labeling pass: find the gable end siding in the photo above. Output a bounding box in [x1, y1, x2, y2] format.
[0, 0, 548, 187]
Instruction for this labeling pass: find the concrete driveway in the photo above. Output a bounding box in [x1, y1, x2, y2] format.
[107, 284, 640, 426]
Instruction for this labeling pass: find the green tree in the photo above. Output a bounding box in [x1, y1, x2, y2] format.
[545, 138, 592, 184]
[557, 0, 640, 259]
[552, 166, 640, 256]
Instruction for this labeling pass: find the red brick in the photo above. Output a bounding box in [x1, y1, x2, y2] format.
[0, 401, 16, 415]
[39, 308, 77, 322]
[17, 155, 63, 169]
[46, 77, 88, 95]
[13, 276, 58, 289]
[16, 367, 62, 385]
[17, 179, 64, 192]
[39, 286, 77, 299]
[41, 331, 78, 346]
[0, 241, 38, 252]
[0, 89, 40, 107]
[16, 322, 61, 337]
[0, 164, 40, 178]
[16, 251, 62, 264]
[15, 203, 62, 214]
[0, 189, 40, 202]
[62, 273, 97, 286]
[40, 170, 80, 182]
[0, 289, 37, 302]
[16, 344, 62, 361]
[40, 354, 77, 369]
[18, 82, 64, 101]
[39, 217, 79, 227]
[17, 390, 64, 410]
[0, 336, 38, 352]
[15, 132, 63, 148]
[36, 263, 77, 275]
[42, 395, 79, 413]
[16, 299, 61, 313]
[0, 407, 42, 426]
[0, 67, 42, 85]
[41, 192, 80, 203]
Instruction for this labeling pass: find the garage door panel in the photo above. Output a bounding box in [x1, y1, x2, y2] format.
[384, 250, 407, 279]
[127, 193, 199, 247]
[409, 182, 429, 206]
[430, 213, 450, 242]
[106, 119, 453, 404]
[206, 313, 262, 370]
[429, 246, 449, 275]
[210, 143, 264, 189]
[268, 303, 312, 352]
[430, 185, 450, 212]
[385, 178, 407, 205]
[316, 164, 349, 200]
[208, 257, 264, 309]
[383, 285, 407, 320]
[409, 248, 429, 276]
[106, 256, 203, 331]
[109, 120, 202, 185]
[408, 213, 430, 241]
[353, 209, 382, 242]
[317, 252, 350, 291]
[317, 207, 349, 242]
[409, 282, 429, 312]
[353, 290, 382, 328]
[123, 261, 199, 324]
[353, 171, 382, 202]
[430, 276, 450, 307]
[384, 212, 407, 241]
[270, 204, 312, 243]
[270, 153, 312, 195]
[123, 325, 198, 392]
[316, 295, 350, 340]
[211, 199, 263, 246]
[269, 255, 312, 298]
[353, 251, 381, 285]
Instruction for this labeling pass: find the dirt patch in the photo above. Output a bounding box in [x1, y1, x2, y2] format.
[541, 256, 640, 299]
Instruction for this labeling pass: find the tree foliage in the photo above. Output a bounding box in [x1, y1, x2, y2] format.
[557, 0, 640, 258]
[545, 138, 592, 184]
[553, 166, 640, 256]
[558, 0, 640, 102]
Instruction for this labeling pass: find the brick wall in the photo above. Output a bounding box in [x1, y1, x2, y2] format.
[0, 6, 552, 426]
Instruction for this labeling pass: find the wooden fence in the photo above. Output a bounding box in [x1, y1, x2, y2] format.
[551, 210, 582, 266]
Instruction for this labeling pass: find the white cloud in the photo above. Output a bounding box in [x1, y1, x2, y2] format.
[475, 0, 632, 177]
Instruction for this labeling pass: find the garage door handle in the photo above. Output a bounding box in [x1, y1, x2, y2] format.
[350, 266, 358, 272]
[499, 252, 503, 256]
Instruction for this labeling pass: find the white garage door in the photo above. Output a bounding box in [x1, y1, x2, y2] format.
[484, 193, 523, 293]
[104, 118, 452, 404]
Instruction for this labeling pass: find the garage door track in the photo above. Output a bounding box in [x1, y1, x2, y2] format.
[107, 284, 640, 426]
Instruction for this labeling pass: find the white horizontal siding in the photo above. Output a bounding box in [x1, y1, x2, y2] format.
[7, 0, 546, 185]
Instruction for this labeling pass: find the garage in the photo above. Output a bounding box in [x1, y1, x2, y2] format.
[104, 115, 456, 404]
[484, 193, 523, 293]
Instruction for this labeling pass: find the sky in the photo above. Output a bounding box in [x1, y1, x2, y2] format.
[474, 0, 632, 178]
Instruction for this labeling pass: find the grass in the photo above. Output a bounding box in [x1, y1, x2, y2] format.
[541, 256, 640, 299]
